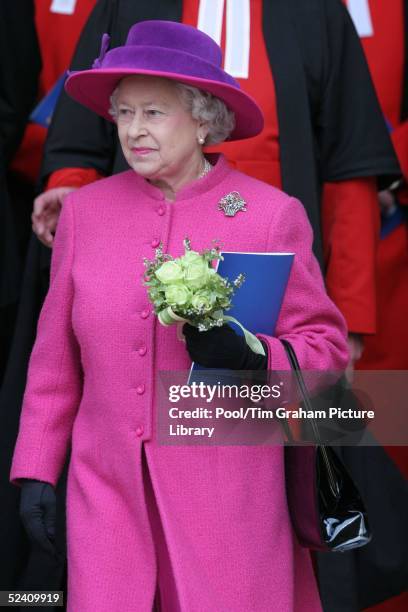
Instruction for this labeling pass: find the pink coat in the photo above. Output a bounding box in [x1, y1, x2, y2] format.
[11, 155, 348, 611]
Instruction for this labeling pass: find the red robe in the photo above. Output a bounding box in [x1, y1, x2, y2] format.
[346, 3, 408, 609]
[348, 0, 408, 370]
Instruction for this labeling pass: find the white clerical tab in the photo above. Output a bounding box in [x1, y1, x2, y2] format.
[197, 0, 224, 46]
[225, 0, 250, 79]
[347, 0, 374, 37]
[50, 0, 77, 15]
[197, 0, 250, 79]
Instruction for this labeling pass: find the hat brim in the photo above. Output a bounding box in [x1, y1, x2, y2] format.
[65, 69, 264, 141]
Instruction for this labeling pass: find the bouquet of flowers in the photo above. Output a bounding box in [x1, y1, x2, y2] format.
[142, 238, 265, 355]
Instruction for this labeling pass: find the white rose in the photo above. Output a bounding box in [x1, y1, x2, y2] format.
[184, 259, 211, 289]
[180, 250, 202, 267]
[155, 261, 184, 284]
[191, 290, 216, 312]
[165, 284, 192, 306]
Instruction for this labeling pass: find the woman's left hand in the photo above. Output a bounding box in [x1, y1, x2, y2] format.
[183, 323, 268, 370]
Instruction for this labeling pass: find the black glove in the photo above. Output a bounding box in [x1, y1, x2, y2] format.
[183, 323, 268, 370]
[19, 479, 57, 555]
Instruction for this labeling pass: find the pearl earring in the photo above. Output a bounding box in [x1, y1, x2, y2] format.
[198, 136, 205, 145]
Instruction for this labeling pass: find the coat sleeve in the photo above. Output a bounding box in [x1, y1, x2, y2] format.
[10, 196, 82, 487]
[46, 167, 104, 189]
[317, 0, 401, 188]
[391, 120, 408, 182]
[257, 197, 349, 371]
[322, 177, 380, 335]
[392, 120, 408, 204]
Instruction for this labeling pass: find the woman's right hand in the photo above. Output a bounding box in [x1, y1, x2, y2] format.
[19, 479, 57, 555]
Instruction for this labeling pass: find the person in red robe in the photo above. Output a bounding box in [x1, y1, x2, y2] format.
[349, 0, 408, 372]
[346, 3, 408, 611]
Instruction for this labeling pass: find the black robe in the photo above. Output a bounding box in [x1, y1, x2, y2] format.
[0, 0, 41, 377]
[1, 1, 405, 611]
[0, 0, 48, 600]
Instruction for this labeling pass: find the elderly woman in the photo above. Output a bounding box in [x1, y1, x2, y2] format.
[10, 20, 348, 612]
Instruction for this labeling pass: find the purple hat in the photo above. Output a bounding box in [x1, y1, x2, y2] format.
[65, 20, 264, 141]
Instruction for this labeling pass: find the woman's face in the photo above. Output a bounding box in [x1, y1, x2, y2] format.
[115, 75, 205, 184]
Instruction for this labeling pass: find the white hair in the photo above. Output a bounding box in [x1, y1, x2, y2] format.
[108, 78, 236, 145]
[174, 82, 235, 144]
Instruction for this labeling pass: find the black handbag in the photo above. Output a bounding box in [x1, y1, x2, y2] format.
[281, 339, 372, 552]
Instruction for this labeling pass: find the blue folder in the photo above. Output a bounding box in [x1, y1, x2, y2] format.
[380, 203, 407, 239]
[188, 251, 294, 381]
[30, 72, 67, 128]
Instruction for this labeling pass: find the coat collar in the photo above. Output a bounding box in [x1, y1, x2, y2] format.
[128, 153, 232, 202]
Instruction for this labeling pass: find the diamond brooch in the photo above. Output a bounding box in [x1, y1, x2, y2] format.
[218, 191, 247, 217]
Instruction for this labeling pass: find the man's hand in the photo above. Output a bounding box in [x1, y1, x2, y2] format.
[346, 333, 364, 383]
[32, 187, 77, 247]
[378, 188, 397, 217]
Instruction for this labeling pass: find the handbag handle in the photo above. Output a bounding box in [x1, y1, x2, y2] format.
[280, 339, 339, 496]
[280, 339, 324, 444]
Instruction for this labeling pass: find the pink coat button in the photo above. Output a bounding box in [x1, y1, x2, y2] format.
[138, 345, 147, 356]
[136, 384, 145, 395]
[140, 309, 150, 319]
[151, 238, 160, 248]
[157, 207, 165, 216]
[135, 425, 144, 437]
